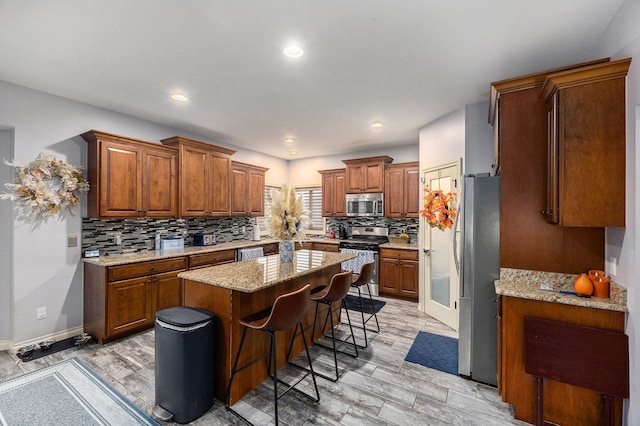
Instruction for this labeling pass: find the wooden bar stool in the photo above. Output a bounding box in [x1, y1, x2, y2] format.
[225, 284, 319, 426]
[290, 270, 358, 382]
[342, 261, 380, 348]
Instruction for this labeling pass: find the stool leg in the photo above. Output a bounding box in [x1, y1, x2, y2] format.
[341, 299, 359, 358]
[297, 321, 320, 402]
[270, 332, 279, 426]
[356, 286, 369, 348]
[225, 326, 249, 408]
[365, 283, 380, 332]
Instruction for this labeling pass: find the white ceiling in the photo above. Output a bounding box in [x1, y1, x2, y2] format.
[0, 1, 625, 159]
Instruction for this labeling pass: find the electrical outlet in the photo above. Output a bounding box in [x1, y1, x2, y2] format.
[37, 307, 46, 320]
[242, 226, 246, 233]
[67, 234, 78, 247]
[113, 232, 122, 245]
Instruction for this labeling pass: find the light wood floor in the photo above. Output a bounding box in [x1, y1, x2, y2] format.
[0, 296, 527, 425]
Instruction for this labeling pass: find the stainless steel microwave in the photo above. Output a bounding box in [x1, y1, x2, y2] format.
[346, 193, 384, 217]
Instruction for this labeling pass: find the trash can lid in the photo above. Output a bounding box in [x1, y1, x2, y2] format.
[156, 306, 215, 327]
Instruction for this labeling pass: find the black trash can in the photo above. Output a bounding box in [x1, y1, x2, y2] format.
[153, 306, 215, 424]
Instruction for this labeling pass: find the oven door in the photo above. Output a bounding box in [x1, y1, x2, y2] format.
[339, 248, 379, 296]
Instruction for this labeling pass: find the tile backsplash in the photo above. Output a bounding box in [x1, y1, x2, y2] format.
[326, 217, 418, 241]
[82, 217, 255, 255]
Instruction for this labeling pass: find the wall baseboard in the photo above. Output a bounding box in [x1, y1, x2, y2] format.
[5, 326, 84, 355]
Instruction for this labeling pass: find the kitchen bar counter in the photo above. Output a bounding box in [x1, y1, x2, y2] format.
[181, 249, 354, 404]
[179, 250, 354, 292]
[495, 267, 627, 312]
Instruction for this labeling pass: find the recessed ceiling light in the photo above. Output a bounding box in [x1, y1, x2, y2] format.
[283, 45, 304, 58]
[371, 121, 384, 129]
[284, 138, 296, 145]
[289, 151, 298, 156]
[170, 93, 188, 102]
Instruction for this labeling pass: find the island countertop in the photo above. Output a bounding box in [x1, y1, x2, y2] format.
[178, 249, 355, 293]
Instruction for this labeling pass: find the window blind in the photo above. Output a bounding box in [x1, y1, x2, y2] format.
[259, 185, 323, 232]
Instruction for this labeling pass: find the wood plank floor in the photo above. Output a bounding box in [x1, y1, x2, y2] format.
[0, 296, 527, 425]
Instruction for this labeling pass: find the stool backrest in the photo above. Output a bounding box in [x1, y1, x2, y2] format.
[322, 270, 353, 303]
[262, 284, 311, 332]
[352, 261, 375, 287]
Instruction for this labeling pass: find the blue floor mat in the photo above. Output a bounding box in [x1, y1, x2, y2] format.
[405, 331, 458, 375]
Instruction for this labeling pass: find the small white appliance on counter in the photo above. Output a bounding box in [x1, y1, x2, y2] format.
[161, 237, 184, 251]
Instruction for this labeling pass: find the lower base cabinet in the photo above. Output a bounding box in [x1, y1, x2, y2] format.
[85, 257, 187, 344]
[379, 248, 418, 300]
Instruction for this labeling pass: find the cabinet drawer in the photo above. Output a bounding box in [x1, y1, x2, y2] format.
[380, 248, 418, 260]
[189, 249, 236, 268]
[107, 257, 187, 282]
[313, 242, 340, 252]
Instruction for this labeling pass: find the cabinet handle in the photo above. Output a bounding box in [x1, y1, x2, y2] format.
[540, 210, 551, 216]
[147, 279, 152, 284]
[150, 267, 155, 271]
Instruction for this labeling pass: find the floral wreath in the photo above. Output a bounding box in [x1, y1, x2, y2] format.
[1, 153, 90, 221]
[419, 186, 457, 231]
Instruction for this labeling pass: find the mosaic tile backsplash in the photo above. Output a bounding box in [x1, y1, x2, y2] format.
[82, 216, 419, 255]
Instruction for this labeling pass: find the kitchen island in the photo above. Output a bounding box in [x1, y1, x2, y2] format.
[179, 249, 355, 404]
[495, 268, 628, 426]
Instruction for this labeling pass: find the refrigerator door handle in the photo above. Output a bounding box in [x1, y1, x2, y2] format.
[452, 201, 462, 277]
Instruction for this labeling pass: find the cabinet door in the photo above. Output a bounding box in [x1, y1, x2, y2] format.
[142, 147, 177, 218]
[321, 172, 335, 216]
[363, 160, 385, 192]
[180, 145, 209, 216]
[100, 141, 142, 217]
[154, 270, 183, 312]
[404, 166, 420, 217]
[379, 257, 399, 294]
[400, 260, 419, 298]
[248, 168, 266, 216]
[208, 153, 232, 216]
[333, 170, 346, 216]
[107, 276, 153, 337]
[231, 164, 249, 216]
[345, 164, 364, 193]
[384, 167, 405, 218]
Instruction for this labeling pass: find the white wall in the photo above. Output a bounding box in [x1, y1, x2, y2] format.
[0, 128, 13, 344]
[419, 107, 465, 171]
[0, 79, 287, 344]
[288, 144, 419, 187]
[464, 101, 494, 175]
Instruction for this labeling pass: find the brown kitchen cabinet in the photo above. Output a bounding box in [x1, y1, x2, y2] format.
[161, 136, 235, 217]
[342, 156, 393, 193]
[82, 130, 178, 218]
[84, 257, 187, 344]
[261, 243, 279, 256]
[384, 162, 419, 218]
[379, 248, 418, 300]
[540, 58, 630, 227]
[188, 249, 236, 269]
[231, 161, 269, 217]
[498, 295, 625, 425]
[311, 241, 340, 252]
[319, 168, 346, 217]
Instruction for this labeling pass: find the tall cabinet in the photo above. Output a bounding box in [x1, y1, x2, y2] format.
[384, 162, 419, 218]
[319, 168, 346, 217]
[161, 136, 235, 217]
[82, 130, 178, 218]
[231, 161, 269, 217]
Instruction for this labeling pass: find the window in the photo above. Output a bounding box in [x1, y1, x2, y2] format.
[259, 185, 323, 233]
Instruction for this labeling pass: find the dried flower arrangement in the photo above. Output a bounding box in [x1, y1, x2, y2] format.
[266, 184, 311, 241]
[419, 186, 457, 231]
[1, 153, 89, 221]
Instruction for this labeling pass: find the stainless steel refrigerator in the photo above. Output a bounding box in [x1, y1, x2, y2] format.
[457, 174, 500, 386]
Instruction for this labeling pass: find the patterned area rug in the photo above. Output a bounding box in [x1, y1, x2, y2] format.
[405, 331, 459, 375]
[0, 358, 158, 425]
[343, 294, 386, 314]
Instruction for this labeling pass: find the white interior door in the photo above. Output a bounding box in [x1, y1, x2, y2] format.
[419, 160, 461, 330]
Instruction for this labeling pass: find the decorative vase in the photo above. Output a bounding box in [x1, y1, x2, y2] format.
[574, 273, 594, 296]
[279, 240, 295, 262]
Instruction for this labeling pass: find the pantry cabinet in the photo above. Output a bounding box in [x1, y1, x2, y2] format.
[82, 130, 178, 218]
[540, 58, 630, 227]
[319, 168, 346, 217]
[84, 257, 187, 344]
[379, 248, 418, 300]
[384, 162, 419, 218]
[231, 161, 269, 217]
[161, 136, 235, 217]
[343, 156, 392, 193]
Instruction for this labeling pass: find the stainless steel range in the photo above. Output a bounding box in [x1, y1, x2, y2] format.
[338, 226, 389, 296]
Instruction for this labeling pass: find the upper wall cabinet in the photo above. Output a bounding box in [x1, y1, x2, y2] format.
[343, 156, 393, 193]
[319, 168, 346, 217]
[82, 130, 178, 218]
[540, 58, 631, 227]
[384, 162, 419, 218]
[161, 136, 235, 217]
[231, 161, 269, 217]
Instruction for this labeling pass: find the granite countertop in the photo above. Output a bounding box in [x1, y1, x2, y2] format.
[179, 249, 355, 293]
[495, 268, 627, 312]
[380, 242, 419, 250]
